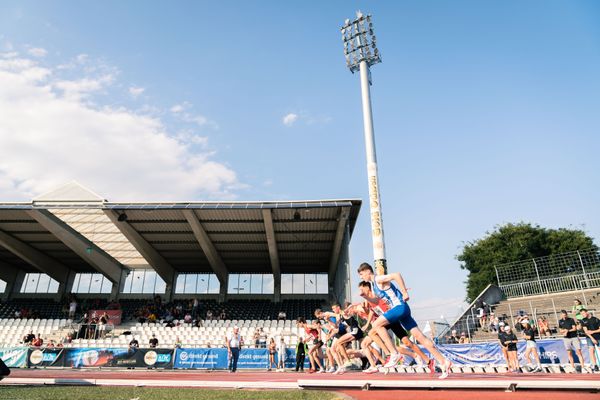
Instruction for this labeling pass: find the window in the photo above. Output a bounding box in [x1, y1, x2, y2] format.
[175, 274, 220, 294]
[227, 274, 274, 294]
[281, 273, 328, 294]
[20, 273, 60, 294]
[122, 270, 166, 294]
[71, 273, 112, 294]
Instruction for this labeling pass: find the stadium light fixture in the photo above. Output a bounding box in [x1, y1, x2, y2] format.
[341, 11, 387, 273]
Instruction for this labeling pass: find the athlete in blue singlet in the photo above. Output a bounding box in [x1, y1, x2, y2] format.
[357, 262, 452, 379]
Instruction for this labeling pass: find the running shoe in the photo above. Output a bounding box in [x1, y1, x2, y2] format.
[363, 366, 378, 374]
[334, 367, 346, 375]
[326, 367, 336, 373]
[316, 369, 325, 374]
[439, 360, 452, 380]
[343, 360, 353, 368]
[308, 368, 315, 374]
[428, 358, 435, 375]
[383, 353, 400, 368]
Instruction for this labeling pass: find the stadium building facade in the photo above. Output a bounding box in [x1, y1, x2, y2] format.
[0, 182, 361, 306]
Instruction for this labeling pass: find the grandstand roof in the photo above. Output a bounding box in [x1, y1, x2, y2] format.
[0, 182, 362, 280]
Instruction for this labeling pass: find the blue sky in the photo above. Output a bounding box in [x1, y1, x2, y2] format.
[0, 1, 599, 324]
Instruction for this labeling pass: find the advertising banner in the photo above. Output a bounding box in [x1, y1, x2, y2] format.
[27, 348, 65, 367]
[64, 347, 173, 369]
[174, 348, 227, 369]
[432, 338, 592, 366]
[0, 347, 28, 368]
[89, 310, 122, 325]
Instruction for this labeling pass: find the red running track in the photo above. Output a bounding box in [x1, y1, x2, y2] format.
[5, 369, 600, 400]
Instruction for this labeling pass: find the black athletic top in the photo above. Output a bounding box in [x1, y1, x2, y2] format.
[503, 332, 518, 351]
[582, 316, 600, 340]
[342, 314, 361, 335]
[559, 317, 577, 338]
[523, 327, 536, 342]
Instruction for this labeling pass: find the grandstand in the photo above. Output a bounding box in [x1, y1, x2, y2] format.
[442, 248, 600, 343]
[0, 182, 361, 348]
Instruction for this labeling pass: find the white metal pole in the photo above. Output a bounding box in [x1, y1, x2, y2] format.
[358, 59, 387, 274]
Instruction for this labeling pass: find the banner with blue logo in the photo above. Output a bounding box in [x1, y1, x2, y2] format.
[65, 347, 173, 369]
[431, 339, 592, 366]
[27, 348, 65, 367]
[0, 347, 28, 368]
[174, 347, 310, 369]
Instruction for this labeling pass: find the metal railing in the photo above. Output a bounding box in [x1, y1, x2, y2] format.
[500, 271, 600, 298]
[495, 249, 600, 289]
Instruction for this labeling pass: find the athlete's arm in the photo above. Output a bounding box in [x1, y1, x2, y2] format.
[361, 309, 373, 331]
[376, 272, 410, 301]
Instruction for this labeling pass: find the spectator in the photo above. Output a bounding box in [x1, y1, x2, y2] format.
[296, 337, 307, 372]
[497, 322, 510, 367]
[477, 305, 487, 331]
[219, 309, 227, 320]
[14, 310, 21, 319]
[68, 299, 77, 319]
[501, 325, 519, 372]
[489, 313, 499, 332]
[521, 319, 542, 372]
[22, 331, 35, 345]
[183, 313, 192, 324]
[277, 337, 287, 371]
[129, 337, 139, 350]
[580, 309, 600, 372]
[459, 332, 470, 344]
[62, 334, 73, 346]
[192, 298, 199, 319]
[447, 330, 460, 344]
[174, 336, 183, 349]
[98, 312, 108, 338]
[149, 333, 159, 348]
[226, 326, 242, 373]
[31, 334, 43, 348]
[259, 328, 267, 348]
[573, 299, 585, 321]
[253, 329, 260, 348]
[558, 310, 584, 372]
[47, 340, 56, 348]
[537, 316, 551, 337]
[206, 309, 213, 321]
[278, 311, 286, 321]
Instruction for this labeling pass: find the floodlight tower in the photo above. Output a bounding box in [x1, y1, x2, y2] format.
[341, 11, 388, 273]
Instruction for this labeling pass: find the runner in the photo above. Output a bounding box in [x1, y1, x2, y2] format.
[354, 280, 435, 374]
[296, 316, 324, 373]
[314, 305, 347, 372]
[330, 302, 364, 374]
[357, 262, 452, 379]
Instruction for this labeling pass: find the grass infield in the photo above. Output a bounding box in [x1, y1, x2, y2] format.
[0, 386, 344, 400]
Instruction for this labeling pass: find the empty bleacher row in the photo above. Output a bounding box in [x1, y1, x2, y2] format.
[72, 319, 302, 349]
[0, 318, 72, 347]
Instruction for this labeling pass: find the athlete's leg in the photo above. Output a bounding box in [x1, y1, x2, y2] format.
[368, 329, 392, 356]
[360, 337, 377, 367]
[372, 315, 398, 356]
[336, 333, 354, 363]
[401, 336, 430, 363]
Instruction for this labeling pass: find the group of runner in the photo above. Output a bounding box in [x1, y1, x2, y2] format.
[297, 262, 452, 379]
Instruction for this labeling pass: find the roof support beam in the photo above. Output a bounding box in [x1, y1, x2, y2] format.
[103, 210, 176, 286]
[262, 209, 281, 299]
[0, 259, 19, 286]
[26, 209, 124, 283]
[0, 229, 70, 283]
[182, 210, 228, 284]
[328, 207, 351, 286]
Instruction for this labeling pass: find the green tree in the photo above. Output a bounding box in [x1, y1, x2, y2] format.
[457, 223, 597, 302]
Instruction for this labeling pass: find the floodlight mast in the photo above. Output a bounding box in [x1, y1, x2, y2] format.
[341, 11, 387, 274]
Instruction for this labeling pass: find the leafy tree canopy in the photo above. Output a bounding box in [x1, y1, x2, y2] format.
[457, 223, 597, 302]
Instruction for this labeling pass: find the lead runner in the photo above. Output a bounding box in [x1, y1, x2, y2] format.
[357, 262, 452, 379]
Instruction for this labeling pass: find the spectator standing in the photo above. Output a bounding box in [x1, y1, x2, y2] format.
[277, 337, 287, 371]
[580, 309, 600, 371]
[259, 328, 267, 348]
[459, 332, 470, 344]
[129, 338, 139, 351]
[226, 326, 242, 373]
[296, 337, 307, 372]
[521, 320, 542, 372]
[497, 322, 510, 368]
[206, 309, 213, 321]
[278, 311, 286, 321]
[149, 334, 159, 348]
[501, 326, 519, 372]
[558, 310, 584, 372]
[174, 336, 183, 349]
[219, 309, 227, 320]
[68, 299, 77, 320]
[192, 298, 199, 319]
[253, 329, 260, 348]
